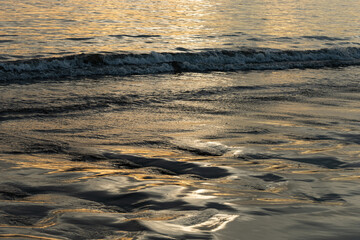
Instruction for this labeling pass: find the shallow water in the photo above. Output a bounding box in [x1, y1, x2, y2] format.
[1, 67, 360, 239]
[1, 0, 360, 239]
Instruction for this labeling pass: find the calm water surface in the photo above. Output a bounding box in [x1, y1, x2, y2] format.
[1, 0, 360, 59]
[0, 0, 360, 239]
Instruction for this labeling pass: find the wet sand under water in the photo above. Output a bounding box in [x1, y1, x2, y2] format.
[0, 67, 360, 239]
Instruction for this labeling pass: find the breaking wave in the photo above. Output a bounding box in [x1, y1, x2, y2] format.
[1, 47, 360, 81]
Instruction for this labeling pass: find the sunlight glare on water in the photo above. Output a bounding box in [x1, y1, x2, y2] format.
[1, 0, 360, 239]
[0, 0, 359, 60]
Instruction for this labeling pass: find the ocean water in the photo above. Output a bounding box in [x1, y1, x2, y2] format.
[0, 0, 360, 239]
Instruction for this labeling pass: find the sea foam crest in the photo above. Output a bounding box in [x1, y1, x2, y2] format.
[1, 47, 360, 81]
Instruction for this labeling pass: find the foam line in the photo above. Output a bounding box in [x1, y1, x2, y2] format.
[1, 47, 360, 81]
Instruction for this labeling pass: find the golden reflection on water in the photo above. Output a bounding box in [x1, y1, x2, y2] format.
[1, 121, 356, 211]
[3, 0, 358, 58]
[0, 141, 353, 239]
[0, 234, 61, 240]
[0, 0, 217, 55]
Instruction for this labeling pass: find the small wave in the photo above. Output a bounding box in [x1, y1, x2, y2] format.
[65, 37, 94, 41]
[143, 210, 238, 235]
[1, 47, 360, 81]
[0, 40, 14, 43]
[302, 35, 347, 41]
[0, 34, 18, 37]
[172, 139, 232, 156]
[109, 34, 161, 39]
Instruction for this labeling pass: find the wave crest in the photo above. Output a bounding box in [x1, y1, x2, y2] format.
[1, 47, 360, 81]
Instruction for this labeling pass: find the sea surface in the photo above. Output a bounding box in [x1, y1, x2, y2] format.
[0, 0, 360, 239]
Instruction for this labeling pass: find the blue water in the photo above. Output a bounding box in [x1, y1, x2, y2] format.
[0, 1, 360, 239]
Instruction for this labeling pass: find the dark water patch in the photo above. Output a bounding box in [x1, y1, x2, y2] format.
[65, 37, 94, 41]
[143, 166, 177, 176]
[67, 148, 230, 178]
[0, 103, 105, 118]
[262, 206, 328, 215]
[175, 47, 189, 51]
[289, 133, 360, 145]
[253, 173, 285, 182]
[177, 88, 223, 100]
[296, 120, 331, 126]
[338, 41, 352, 45]
[274, 37, 293, 40]
[221, 34, 241, 37]
[230, 85, 266, 91]
[228, 128, 271, 135]
[254, 114, 293, 120]
[244, 95, 298, 102]
[296, 88, 328, 98]
[247, 38, 263, 42]
[246, 211, 271, 216]
[33, 128, 87, 134]
[302, 35, 346, 41]
[301, 193, 345, 203]
[282, 156, 344, 169]
[147, 237, 178, 240]
[174, 145, 227, 156]
[164, 104, 232, 116]
[294, 178, 315, 183]
[0, 205, 54, 226]
[18, 184, 133, 212]
[73, 189, 235, 212]
[71, 153, 107, 162]
[0, 213, 39, 226]
[235, 153, 275, 161]
[310, 234, 360, 240]
[44, 217, 148, 240]
[135, 199, 200, 211]
[102, 152, 230, 178]
[0, 40, 13, 43]
[2, 205, 52, 218]
[24, 142, 70, 154]
[0, 184, 30, 200]
[342, 161, 360, 168]
[63, 167, 93, 172]
[109, 35, 125, 39]
[112, 159, 142, 169]
[147, 237, 175, 240]
[116, 140, 171, 148]
[128, 34, 161, 38]
[247, 140, 288, 145]
[110, 34, 161, 39]
[336, 133, 360, 144]
[64, 216, 149, 231]
[181, 85, 266, 100]
[148, 234, 211, 240]
[0, 95, 141, 120]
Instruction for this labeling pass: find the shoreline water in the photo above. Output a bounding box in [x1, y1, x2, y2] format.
[1, 67, 360, 239]
[1, 0, 360, 238]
